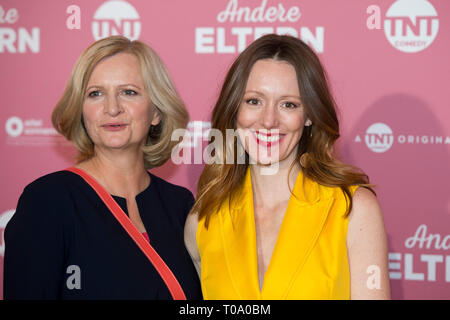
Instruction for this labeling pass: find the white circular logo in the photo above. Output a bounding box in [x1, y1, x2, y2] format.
[92, 0, 141, 41]
[365, 123, 394, 153]
[5, 116, 24, 137]
[0, 209, 15, 257]
[384, 0, 439, 53]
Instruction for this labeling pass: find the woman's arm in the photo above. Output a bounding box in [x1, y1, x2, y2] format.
[184, 211, 201, 277]
[3, 183, 66, 299]
[347, 187, 391, 299]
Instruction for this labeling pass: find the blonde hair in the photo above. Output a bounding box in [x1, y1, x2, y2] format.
[52, 35, 188, 168]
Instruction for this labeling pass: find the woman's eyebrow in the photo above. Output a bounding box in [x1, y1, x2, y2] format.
[86, 83, 142, 90]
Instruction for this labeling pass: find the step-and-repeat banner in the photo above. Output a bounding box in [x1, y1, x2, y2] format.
[1, 0, 449, 300]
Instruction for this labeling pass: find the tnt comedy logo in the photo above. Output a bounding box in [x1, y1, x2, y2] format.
[384, 0, 439, 53]
[92, 0, 141, 41]
[365, 123, 394, 153]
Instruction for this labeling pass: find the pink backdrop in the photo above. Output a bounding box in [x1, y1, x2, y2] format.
[1, 0, 449, 300]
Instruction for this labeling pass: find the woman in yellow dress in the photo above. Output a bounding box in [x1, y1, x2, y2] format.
[184, 34, 390, 300]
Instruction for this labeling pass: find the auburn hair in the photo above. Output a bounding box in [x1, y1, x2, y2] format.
[192, 34, 374, 227]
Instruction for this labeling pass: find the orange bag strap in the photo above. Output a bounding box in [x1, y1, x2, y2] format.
[66, 167, 186, 300]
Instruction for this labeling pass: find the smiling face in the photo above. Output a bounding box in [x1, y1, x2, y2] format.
[236, 59, 310, 166]
[82, 52, 160, 155]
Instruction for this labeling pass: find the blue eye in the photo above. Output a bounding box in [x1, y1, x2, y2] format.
[88, 90, 101, 97]
[124, 89, 137, 95]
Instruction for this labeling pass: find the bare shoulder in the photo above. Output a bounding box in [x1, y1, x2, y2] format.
[184, 211, 199, 245]
[347, 187, 384, 248]
[352, 186, 380, 210]
[184, 211, 201, 276]
[347, 186, 391, 299]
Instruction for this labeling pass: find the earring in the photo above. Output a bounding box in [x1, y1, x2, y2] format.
[305, 120, 313, 138]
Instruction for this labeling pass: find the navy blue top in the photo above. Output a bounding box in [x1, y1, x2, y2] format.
[3, 170, 202, 300]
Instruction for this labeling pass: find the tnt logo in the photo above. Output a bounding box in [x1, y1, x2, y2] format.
[92, 0, 141, 41]
[0, 210, 15, 257]
[367, 0, 439, 53]
[365, 123, 394, 153]
[384, 0, 439, 53]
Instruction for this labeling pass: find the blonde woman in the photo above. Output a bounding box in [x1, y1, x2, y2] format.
[185, 34, 390, 300]
[4, 36, 201, 299]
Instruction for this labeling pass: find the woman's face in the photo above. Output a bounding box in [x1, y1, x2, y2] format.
[82, 53, 160, 154]
[236, 59, 310, 166]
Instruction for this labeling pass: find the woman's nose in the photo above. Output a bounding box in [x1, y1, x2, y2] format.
[261, 103, 279, 129]
[104, 94, 122, 116]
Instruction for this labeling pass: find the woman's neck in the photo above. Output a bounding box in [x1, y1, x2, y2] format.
[250, 160, 301, 209]
[77, 149, 149, 199]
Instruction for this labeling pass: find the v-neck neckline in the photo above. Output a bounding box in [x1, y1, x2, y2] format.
[221, 166, 331, 299]
[246, 168, 303, 295]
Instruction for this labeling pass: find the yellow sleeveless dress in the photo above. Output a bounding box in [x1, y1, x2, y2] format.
[197, 168, 359, 300]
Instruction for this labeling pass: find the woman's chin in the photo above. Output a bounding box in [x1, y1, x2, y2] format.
[248, 155, 279, 166]
[94, 141, 135, 152]
[248, 151, 298, 171]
